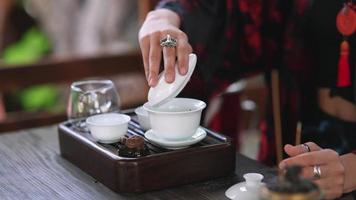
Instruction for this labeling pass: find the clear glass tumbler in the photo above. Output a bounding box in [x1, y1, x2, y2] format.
[67, 79, 120, 130]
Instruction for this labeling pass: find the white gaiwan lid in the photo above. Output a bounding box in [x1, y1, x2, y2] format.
[225, 173, 264, 200]
[147, 53, 197, 107]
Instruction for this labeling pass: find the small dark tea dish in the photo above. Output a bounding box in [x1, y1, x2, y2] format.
[116, 135, 150, 157]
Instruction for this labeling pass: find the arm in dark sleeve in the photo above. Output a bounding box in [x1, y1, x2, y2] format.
[156, 0, 228, 83]
[156, 0, 225, 46]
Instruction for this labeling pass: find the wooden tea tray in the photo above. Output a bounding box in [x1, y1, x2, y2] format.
[58, 113, 235, 193]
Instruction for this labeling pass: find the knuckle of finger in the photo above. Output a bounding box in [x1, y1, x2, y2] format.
[179, 45, 193, 54]
[149, 54, 160, 61]
[336, 164, 345, 175]
[177, 45, 189, 52]
[177, 31, 188, 39]
[149, 63, 158, 71]
[307, 141, 316, 147]
[161, 29, 177, 36]
[160, 29, 169, 35]
[185, 45, 193, 53]
[188, 45, 193, 53]
[139, 35, 149, 44]
[167, 60, 175, 67]
[151, 31, 161, 38]
[164, 61, 175, 69]
[325, 149, 339, 158]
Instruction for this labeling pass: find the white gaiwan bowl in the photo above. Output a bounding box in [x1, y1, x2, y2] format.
[143, 98, 206, 141]
[86, 113, 131, 143]
[134, 106, 151, 130]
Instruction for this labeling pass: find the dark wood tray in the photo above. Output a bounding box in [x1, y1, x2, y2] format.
[58, 112, 236, 193]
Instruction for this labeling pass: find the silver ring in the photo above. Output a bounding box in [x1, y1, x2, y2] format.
[160, 34, 177, 48]
[313, 165, 321, 179]
[302, 143, 311, 152]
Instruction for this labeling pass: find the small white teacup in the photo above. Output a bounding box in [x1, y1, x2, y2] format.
[86, 113, 130, 143]
[134, 106, 151, 130]
[143, 98, 206, 141]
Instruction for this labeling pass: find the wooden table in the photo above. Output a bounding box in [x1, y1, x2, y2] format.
[0, 126, 354, 200]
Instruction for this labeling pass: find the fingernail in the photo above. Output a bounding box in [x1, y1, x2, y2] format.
[147, 73, 151, 82]
[181, 66, 188, 75]
[165, 74, 173, 83]
[149, 77, 154, 86]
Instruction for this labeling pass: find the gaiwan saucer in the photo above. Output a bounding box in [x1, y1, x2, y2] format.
[144, 127, 207, 149]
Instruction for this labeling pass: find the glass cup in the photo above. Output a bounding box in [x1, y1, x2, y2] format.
[67, 79, 121, 131]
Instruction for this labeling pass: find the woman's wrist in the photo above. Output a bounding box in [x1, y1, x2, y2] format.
[146, 9, 181, 28]
[340, 153, 356, 193]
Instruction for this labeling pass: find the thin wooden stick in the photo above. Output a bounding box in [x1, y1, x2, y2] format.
[0, 94, 6, 121]
[271, 70, 283, 164]
[295, 121, 302, 145]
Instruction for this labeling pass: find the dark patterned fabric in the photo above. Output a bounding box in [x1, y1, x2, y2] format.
[303, 108, 356, 155]
[158, 0, 287, 83]
[157, 0, 356, 165]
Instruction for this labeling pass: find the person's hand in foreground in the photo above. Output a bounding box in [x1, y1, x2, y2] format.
[139, 9, 192, 87]
[279, 142, 356, 199]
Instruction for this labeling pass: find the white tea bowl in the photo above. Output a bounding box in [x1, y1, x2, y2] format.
[143, 98, 206, 141]
[86, 113, 131, 143]
[134, 106, 151, 130]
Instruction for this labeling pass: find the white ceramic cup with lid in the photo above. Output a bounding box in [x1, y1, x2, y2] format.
[143, 98, 206, 141]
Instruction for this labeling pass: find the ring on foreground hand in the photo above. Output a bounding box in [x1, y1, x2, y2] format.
[160, 34, 177, 47]
[313, 165, 321, 179]
[302, 143, 311, 152]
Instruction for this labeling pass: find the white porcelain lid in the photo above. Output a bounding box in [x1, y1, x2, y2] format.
[225, 173, 264, 200]
[147, 53, 197, 107]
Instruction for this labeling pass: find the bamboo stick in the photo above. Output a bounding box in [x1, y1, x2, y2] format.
[295, 121, 302, 145]
[271, 70, 283, 164]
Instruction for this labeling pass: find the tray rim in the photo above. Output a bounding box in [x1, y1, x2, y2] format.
[58, 118, 233, 162]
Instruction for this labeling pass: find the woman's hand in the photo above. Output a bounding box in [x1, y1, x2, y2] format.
[138, 9, 192, 87]
[279, 142, 345, 199]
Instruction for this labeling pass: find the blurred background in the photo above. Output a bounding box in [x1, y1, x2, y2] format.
[0, 0, 162, 131]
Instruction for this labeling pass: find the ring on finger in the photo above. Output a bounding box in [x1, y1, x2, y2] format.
[160, 34, 177, 48]
[302, 143, 311, 153]
[313, 165, 321, 179]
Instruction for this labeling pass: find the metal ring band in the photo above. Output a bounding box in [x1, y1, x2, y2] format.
[302, 143, 311, 153]
[313, 165, 321, 179]
[160, 34, 177, 48]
